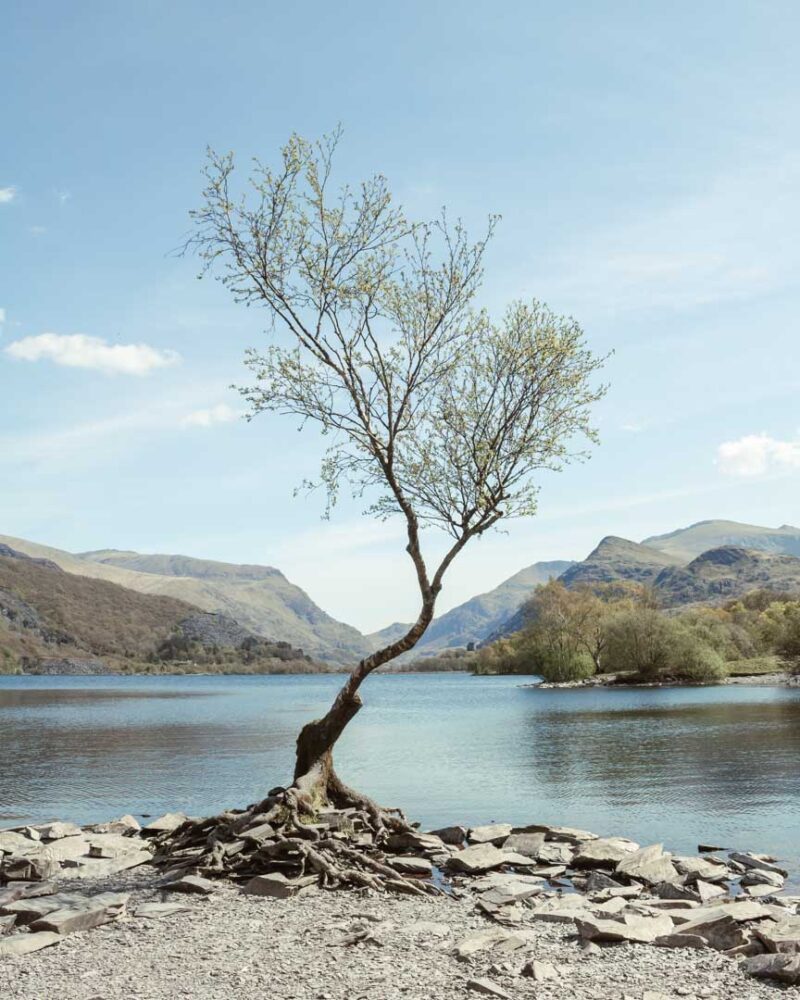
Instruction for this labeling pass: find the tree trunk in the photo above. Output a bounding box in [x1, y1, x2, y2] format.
[289, 603, 435, 821]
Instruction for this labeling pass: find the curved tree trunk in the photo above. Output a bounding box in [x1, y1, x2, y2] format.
[289, 603, 436, 823]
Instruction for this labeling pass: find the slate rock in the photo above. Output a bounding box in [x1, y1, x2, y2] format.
[30, 892, 129, 935]
[469, 824, 512, 845]
[387, 856, 433, 876]
[729, 852, 788, 878]
[142, 812, 188, 835]
[616, 844, 679, 885]
[466, 977, 511, 998]
[502, 832, 545, 858]
[134, 902, 191, 919]
[1, 855, 60, 882]
[754, 917, 800, 954]
[243, 873, 316, 899]
[446, 843, 507, 874]
[573, 837, 640, 868]
[35, 822, 83, 841]
[0, 931, 61, 958]
[62, 849, 152, 878]
[522, 959, 559, 981]
[165, 874, 216, 895]
[743, 953, 800, 985]
[428, 825, 466, 846]
[575, 912, 674, 944]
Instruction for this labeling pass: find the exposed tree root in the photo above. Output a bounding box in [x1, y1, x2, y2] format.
[152, 762, 441, 897]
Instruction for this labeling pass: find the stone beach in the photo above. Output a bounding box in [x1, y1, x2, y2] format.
[2, 808, 799, 998]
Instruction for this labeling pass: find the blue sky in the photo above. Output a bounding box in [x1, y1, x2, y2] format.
[2, 1, 799, 632]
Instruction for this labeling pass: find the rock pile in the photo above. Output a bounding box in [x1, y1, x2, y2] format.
[445, 823, 800, 988]
[2, 808, 798, 989]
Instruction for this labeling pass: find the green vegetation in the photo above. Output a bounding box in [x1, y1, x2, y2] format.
[474, 580, 800, 684]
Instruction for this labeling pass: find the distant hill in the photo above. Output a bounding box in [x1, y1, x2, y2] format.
[643, 520, 800, 561]
[653, 546, 800, 607]
[558, 536, 681, 589]
[490, 527, 800, 641]
[0, 535, 370, 663]
[0, 546, 327, 674]
[367, 561, 573, 655]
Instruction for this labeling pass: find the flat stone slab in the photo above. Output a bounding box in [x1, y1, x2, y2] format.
[164, 875, 216, 895]
[755, 917, 800, 954]
[1, 855, 60, 882]
[743, 953, 800, 985]
[502, 832, 545, 858]
[243, 873, 316, 899]
[134, 902, 192, 919]
[468, 825, 512, 845]
[616, 844, 679, 885]
[573, 837, 640, 868]
[62, 849, 152, 879]
[576, 912, 674, 944]
[387, 856, 433, 876]
[142, 812, 188, 834]
[30, 892, 129, 935]
[466, 978, 510, 998]
[729, 852, 789, 878]
[0, 931, 61, 958]
[446, 843, 507, 875]
[34, 822, 83, 841]
[514, 824, 597, 844]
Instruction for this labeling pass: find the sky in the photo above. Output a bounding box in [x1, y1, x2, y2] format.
[2, 1, 799, 633]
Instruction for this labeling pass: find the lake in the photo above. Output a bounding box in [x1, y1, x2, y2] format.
[2, 673, 799, 881]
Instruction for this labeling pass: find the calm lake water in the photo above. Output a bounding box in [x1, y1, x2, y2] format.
[2, 673, 799, 880]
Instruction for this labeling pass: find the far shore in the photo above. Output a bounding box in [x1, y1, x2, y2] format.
[532, 670, 799, 690]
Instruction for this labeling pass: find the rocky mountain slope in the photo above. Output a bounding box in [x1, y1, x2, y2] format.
[559, 537, 682, 589]
[367, 560, 574, 654]
[0, 535, 370, 663]
[653, 545, 800, 606]
[643, 519, 800, 561]
[0, 545, 324, 674]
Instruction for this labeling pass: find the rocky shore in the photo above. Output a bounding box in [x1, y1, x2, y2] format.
[2, 811, 799, 998]
[535, 672, 799, 690]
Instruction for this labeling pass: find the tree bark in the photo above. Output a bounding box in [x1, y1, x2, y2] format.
[290, 600, 436, 818]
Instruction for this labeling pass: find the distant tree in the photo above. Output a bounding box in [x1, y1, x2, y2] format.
[187, 130, 607, 832]
[517, 579, 649, 672]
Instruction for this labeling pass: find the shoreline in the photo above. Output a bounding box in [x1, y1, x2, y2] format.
[2, 811, 799, 996]
[532, 671, 799, 690]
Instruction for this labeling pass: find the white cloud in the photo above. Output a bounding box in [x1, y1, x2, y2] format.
[716, 433, 800, 477]
[0, 186, 16, 204]
[181, 403, 243, 428]
[4, 333, 180, 375]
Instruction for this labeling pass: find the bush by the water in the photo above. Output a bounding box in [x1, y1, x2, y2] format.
[474, 579, 800, 683]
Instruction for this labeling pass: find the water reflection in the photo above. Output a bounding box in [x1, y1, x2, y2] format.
[1, 674, 799, 885]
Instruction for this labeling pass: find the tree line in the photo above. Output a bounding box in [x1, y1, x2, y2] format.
[473, 580, 800, 683]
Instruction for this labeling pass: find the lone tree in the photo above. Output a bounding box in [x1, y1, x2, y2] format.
[183, 129, 607, 848]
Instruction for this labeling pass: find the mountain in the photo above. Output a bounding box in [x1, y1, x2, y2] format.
[367, 560, 574, 654]
[558, 536, 682, 589]
[0, 535, 370, 663]
[0, 545, 326, 674]
[653, 546, 800, 607]
[643, 520, 800, 561]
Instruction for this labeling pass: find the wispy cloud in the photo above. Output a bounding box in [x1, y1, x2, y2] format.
[4, 333, 180, 376]
[716, 433, 800, 477]
[0, 308, 5, 325]
[544, 153, 800, 315]
[181, 403, 243, 428]
[0, 186, 17, 204]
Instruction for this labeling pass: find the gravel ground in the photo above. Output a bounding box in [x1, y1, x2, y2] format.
[0, 869, 786, 1000]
